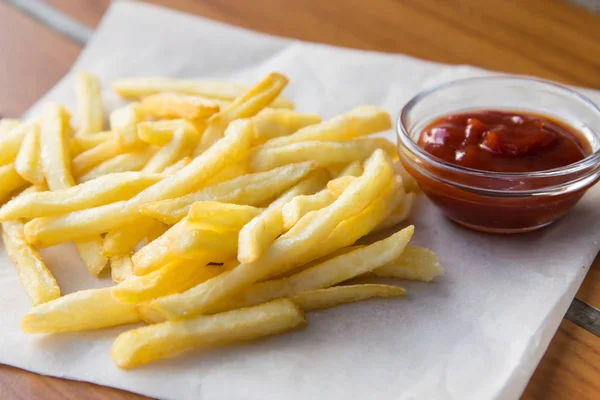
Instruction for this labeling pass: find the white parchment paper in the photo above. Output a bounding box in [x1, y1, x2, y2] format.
[2, 2, 600, 399]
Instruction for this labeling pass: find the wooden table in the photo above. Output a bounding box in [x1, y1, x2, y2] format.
[1, 0, 599, 398]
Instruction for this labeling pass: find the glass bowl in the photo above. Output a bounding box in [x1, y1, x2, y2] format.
[397, 76, 600, 233]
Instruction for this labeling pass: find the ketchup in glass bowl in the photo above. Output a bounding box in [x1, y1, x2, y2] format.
[397, 77, 600, 233]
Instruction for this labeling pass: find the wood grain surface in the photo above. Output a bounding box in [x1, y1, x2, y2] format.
[0, 0, 598, 399]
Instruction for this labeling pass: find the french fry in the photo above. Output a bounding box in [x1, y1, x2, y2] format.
[24, 119, 255, 245]
[281, 190, 334, 230]
[71, 139, 120, 176]
[187, 202, 262, 232]
[76, 240, 108, 276]
[111, 299, 305, 369]
[112, 76, 294, 109]
[75, 71, 104, 134]
[15, 123, 44, 186]
[147, 150, 394, 318]
[194, 73, 289, 153]
[375, 192, 415, 232]
[0, 123, 27, 165]
[0, 118, 20, 135]
[210, 226, 413, 312]
[237, 172, 328, 263]
[263, 105, 392, 148]
[2, 220, 60, 305]
[110, 255, 134, 283]
[78, 147, 156, 182]
[250, 137, 396, 171]
[327, 176, 357, 197]
[142, 126, 198, 173]
[72, 131, 112, 152]
[253, 109, 321, 143]
[0, 172, 163, 220]
[103, 219, 166, 257]
[290, 284, 406, 312]
[132, 217, 238, 275]
[140, 162, 316, 225]
[373, 246, 443, 282]
[0, 164, 28, 204]
[21, 287, 140, 334]
[140, 92, 220, 120]
[137, 119, 198, 146]
[110, 103, 146, 149]
[112, 259, 224, 304]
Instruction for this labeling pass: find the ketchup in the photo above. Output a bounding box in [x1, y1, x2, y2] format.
[418, 110, 590, 173]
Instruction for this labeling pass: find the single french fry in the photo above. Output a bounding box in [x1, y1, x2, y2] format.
[110, 103, 146, 149]
[112, 259, 224, 304]
[78, 147, 156, 182]
[15, 123, 44, 186]
[21, 287, 140, 334]
[373, 246, 443, 282]
[75, 71, 104, 134]
[147, 150, 394, 318]
[253, 109, 321, 143]
[112, 76, 294, 109]
[140, 92, 220, 120]
[110, 299, 305, 369]
[237, 172, 328, 263]
[72, 131, 112, 152]
[250, 137, 395, 171]
[290, 284, 406, 312]
[24, 119, 255, 246]
[263, 105, 392, 148]
[103, 219, 166, 257]
[71, 139, 121, 177]
[0, 172, 163, 220]
[187, 202, 262, 232]
[0, 164, 28, 204]
[110, 255, 134, 283]
[210, 226, 413, 312]
[327, 176, 357, 197]
[375, 192, 415, 232]
[140, 162, 316, 225]
[194, 73, 289, 153]
[2, 220, 60, 305]
[132, 217, 238, 275]
[0, 123, 27, 165]
[142, 126, 198, 173]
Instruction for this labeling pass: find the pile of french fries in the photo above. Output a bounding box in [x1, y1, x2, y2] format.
[0, 71, 442, 368]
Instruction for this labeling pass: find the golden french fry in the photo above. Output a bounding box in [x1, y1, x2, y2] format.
[0, 118, 20, 135]
[140, 92, 220, 120]
[142, 126, 198, 173]
[24, 119, 255, 246]
[194, 73, 289, 153]
[103, 219, 166, 257]
[0, 123, 27, 165]
[0, 172, 163, 220]
[132, 217, 238, 275]
[187, 202, 262, 232]
[112, 76, 294, 109]
[0, 164, 28, 204]
[75, 240, 108, 276]
[211, 226, 413, 312]
[250, 137, 396, 172]
[21, 287, 140, 334]
[15, 123, 44, 186]
[281, 189, 334, 230]
[110, 103, 146, 149]
[375, 192, 415, 232]
[72, 131, 112, 152]
[111, 299, 305, 369]
[290, 284, 405, 312]
[253, 109, 321, 143]
[327, 176, 357, 197]
[2, 220, 60, 305]
[112, 259, 224, 304]
[140, 161, 316, 225]
[373, 246, 443, 282]
[147, 150, 394, 318]
[78, 147, 156, 182]
[237, 172, 328, 263]
[72, 139, 120, 177]
[263, 105, 391, 148]
[110, 255, 134, 282]
[39, 103, 75, 189]
[75, 71, 104, 134]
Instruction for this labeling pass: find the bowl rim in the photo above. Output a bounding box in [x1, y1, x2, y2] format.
[397, 75, 600, 183]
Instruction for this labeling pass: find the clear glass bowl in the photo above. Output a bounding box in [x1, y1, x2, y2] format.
[397, 76, 600, 233]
